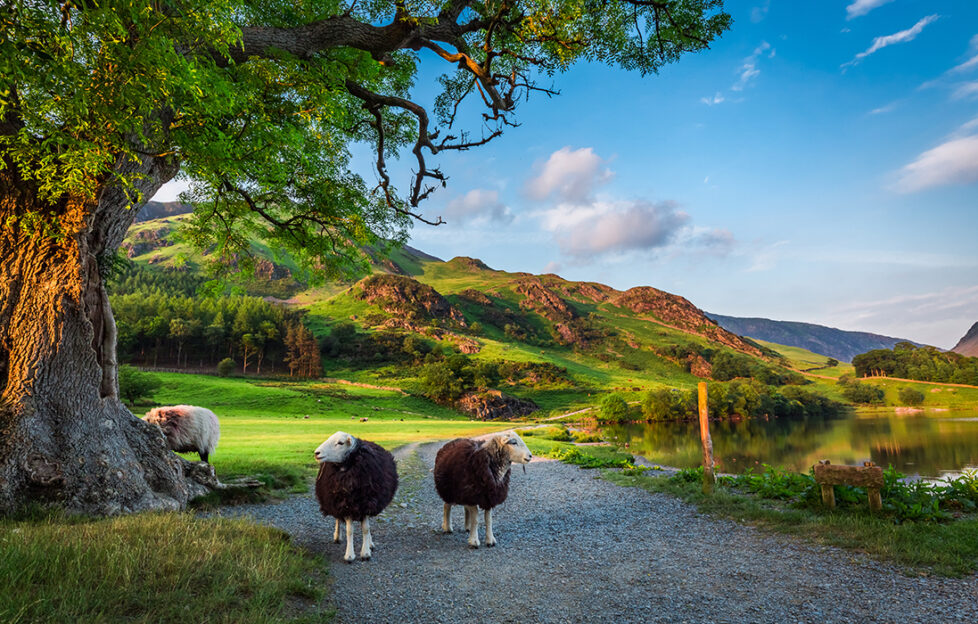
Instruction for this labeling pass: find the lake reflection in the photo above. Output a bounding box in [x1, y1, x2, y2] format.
[600, 409, 978, 478]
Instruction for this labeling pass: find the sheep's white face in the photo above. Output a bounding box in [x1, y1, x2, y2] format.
[499, 432, 532, 464]
[314, 431, 358, 464]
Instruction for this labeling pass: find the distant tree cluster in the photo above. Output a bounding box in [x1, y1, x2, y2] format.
[111, 292, 319, 377]
[852, 342, 978, 385]
[659, 343, 805, 386]
[836, 375, 885, 405]
[638, 381, 838, 423]
[418, 352, 573, 403]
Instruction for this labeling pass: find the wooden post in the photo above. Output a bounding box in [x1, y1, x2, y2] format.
[698, 382, 714, 494]
[820, 484, 836, 509]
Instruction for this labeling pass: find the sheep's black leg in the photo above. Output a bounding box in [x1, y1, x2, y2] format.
[199, 451, 209, 463]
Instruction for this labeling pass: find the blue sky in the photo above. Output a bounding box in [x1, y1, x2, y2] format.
[155, 0, 978, 348]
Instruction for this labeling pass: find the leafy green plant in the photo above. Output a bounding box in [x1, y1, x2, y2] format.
[117, 365, 162, 405]
[217, 357, 236, 377]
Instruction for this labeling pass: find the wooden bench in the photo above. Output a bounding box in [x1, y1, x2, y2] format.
[813, 460, 884, 511]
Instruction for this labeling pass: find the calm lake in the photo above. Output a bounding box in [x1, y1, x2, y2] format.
[600, 408, 978, 478]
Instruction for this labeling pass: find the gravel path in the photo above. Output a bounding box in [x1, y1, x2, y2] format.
[215, 441, 978, 624]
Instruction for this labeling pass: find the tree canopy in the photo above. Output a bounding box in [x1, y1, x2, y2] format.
[1, 0, 730, 278]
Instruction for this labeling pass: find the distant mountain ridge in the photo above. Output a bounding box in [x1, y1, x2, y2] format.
[952, 322, 978, 357]
[135, 201, 193, 222]
[705, 314, 918, 363]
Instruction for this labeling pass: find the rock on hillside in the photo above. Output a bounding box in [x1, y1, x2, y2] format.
[445, 256, 495, 272]
[456, 390, 538, 420]
[122, 226, 172, 258]
[707, 314, 918, 363]
[952, 322, 978, 357]
[612, 287, 762, 357]
[353, 274, 466, 326]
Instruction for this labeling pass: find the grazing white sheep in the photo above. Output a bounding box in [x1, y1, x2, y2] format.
[144, 405, 220, 463]
[314, 431, 398, 562]
[433, 431, 532, 548]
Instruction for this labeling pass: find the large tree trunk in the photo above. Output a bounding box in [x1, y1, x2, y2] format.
[0, 155, 215, 515]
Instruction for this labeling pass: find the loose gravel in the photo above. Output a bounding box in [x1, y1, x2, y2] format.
[214, 441, 978, 624]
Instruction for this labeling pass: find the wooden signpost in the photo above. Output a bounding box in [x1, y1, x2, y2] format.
[698, 382, 714, 494]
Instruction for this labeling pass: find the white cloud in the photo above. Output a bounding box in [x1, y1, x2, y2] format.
[542, 261, 562, 275]
[540, 199, 690, 259]
[842, 15, 939, 70]
[952, 81, 978, 100]
[700, 92, 725, 106]
[732, 42, 771, 92]
[895, 133, 978, 193]
[951, 55, 978, 74]
[524, 147, 612, 203]
[846, 0, 896, 20]
[869, 102, 897, 115]
[444, 189, 511, 224]
[751, 1, 770, 23]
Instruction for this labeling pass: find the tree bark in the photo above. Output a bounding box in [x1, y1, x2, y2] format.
[0, 154, 216, 515]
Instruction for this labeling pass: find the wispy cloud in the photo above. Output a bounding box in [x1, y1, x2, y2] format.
[443, 189, 512, 225]
[952, 81, 978, 100]
[751, 1, 770, 23]
[869, 102, 898, 115]
[895, 119, 978, 192]
[832, 285, 978, 347]
[702, 42, 771, 105]
[524, 147, 612, 203]
[842, 15, 939, 70]
[919, 34, 978, 92]
[732, 42, 771, 91]
[700, 92, 725, 106]
[846, 0, 896, 20]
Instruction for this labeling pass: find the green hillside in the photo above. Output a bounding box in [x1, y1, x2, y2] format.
[114, 216, 973, 415]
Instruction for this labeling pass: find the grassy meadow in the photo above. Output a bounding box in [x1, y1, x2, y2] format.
[149, 372, 512, 485]
[0, 372, 512, 624]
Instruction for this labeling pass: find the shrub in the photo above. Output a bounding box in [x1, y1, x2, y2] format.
[598, 393, 630, 423]
[117, 365, 161, 405]
[837, 378, 885, 404]
[898, 386, 925, 406]
[217, 358, 236, 377]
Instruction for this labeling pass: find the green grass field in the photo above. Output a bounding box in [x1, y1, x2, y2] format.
[1, 371, 513, 624]
[149, 372, 511, 483]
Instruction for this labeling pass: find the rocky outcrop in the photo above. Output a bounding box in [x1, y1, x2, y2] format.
[951, 322, 978, 357]
[612, 287, 762, 357]
[539, 274, 616, 304]
[354, 274, 466, 326]
[687, 354, 713, 378]
[122, 226, 172, 258]
[446, 256, 494, 272]
[456, 390, 538, 420]
[515, 277, 576, 323]
[253, 258, 292, 280]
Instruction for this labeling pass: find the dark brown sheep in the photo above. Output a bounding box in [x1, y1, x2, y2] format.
[314, 432, 398, 562]
[433, 432, 532, 548]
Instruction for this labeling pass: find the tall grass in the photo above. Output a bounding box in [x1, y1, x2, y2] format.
[0, 512, 329, 623]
